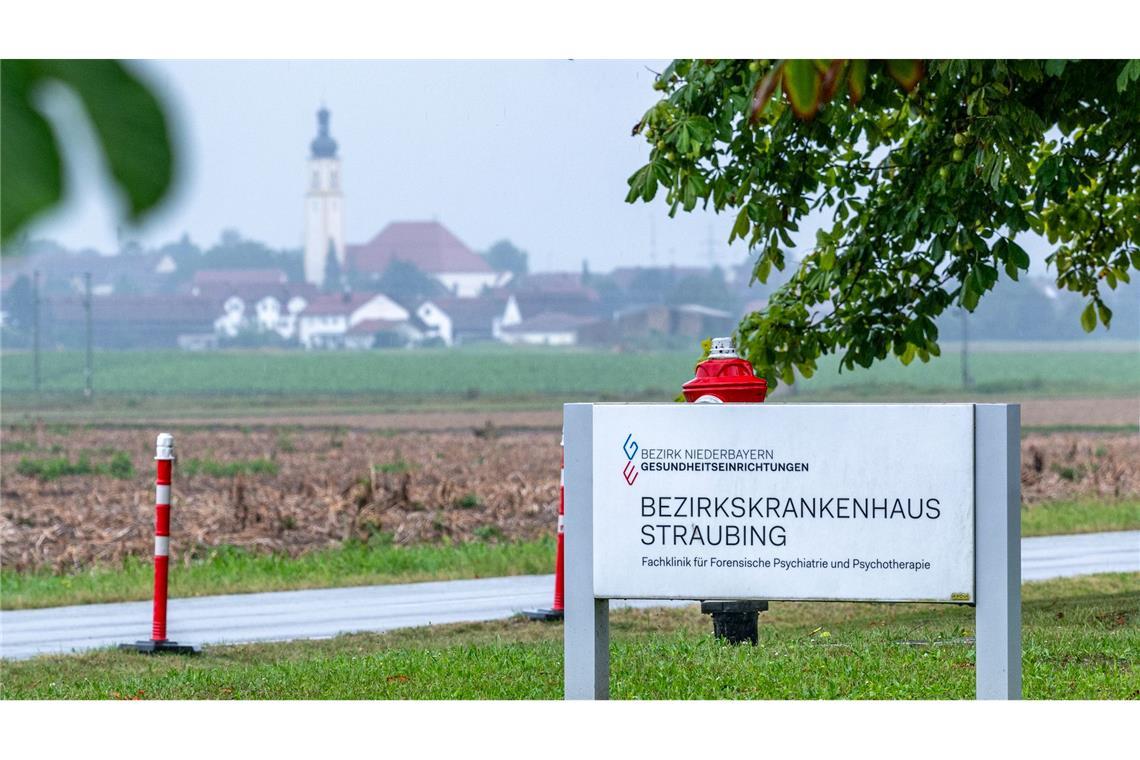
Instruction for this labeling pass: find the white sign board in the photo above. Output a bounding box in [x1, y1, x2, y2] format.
[591, 404, 975, 603]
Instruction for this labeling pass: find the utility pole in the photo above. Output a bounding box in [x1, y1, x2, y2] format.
[961, 307, 973, 390]
[84, 272, 93, 400]
[32, 270, 41, 394]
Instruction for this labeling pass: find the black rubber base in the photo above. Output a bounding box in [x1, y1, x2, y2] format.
[701, 600, 769, 645]
[119, 640, 198, 655]
[522, 608, 564, 622]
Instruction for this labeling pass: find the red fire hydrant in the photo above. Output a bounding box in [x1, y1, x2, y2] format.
[681, 336, 767, 404]
[684, 336, 769, 644]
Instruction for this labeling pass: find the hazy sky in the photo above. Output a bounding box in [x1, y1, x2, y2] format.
[29, 60, 761, 273]
[27, 59, 1068, 276]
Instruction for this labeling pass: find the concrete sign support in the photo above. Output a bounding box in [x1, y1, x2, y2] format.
[974, 404, 1022, 699]
[563, 402, 1021, 700]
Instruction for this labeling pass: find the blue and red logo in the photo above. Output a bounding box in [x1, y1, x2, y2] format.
[622, 433, 639, 486]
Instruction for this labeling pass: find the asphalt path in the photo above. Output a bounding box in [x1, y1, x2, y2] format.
[2, 530, 1136, 661]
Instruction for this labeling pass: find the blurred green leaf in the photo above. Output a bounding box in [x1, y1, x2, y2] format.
[0, 59, 174, 246]
[0, 62, 63, 242]
[1079, 302, 1097, 333]
[782, 60, 822, 119]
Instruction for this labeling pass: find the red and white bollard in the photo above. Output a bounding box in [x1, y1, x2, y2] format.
[524, 433, 564, 621]
[122, 433, 196, 654]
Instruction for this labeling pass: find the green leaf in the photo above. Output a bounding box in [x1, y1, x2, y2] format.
[0, 61, 63, 243]
[750, 69, 782, 123]
[885, 60, 924, 91]
[1044, 60, 1067, 77]
[37, 60, 174, 220]
[782, 60, 822, 119]
[961, 282, 980, 311]
[847, 60, 868, 104]
[820, 248, 835, 271]
[1115, 59, 1140, 92]
[900, 342, 917, 366]
[1096, 301, 1113, 328]
[1079, 302, 1097, 333]
[755, 256, 772, 284]
[730, 207, 750, 243]
[1007, 240, 1031, 270]
[625, 164, 657, 203]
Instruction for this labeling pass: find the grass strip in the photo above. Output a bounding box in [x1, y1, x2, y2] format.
[2, 573, 1135, 700]
[2, 500, 1135, 611]
[0, 538, 556, 610]
[1021, 499, 1140, 538]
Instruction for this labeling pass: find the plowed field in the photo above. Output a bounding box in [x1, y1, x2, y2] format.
[2, 426, 1136, 572]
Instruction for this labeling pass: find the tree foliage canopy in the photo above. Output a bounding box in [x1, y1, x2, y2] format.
[482, 239, 529, 276]
[626, 59, 1140, 386]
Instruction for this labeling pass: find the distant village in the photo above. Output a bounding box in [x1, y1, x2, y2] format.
[0, 107, 766, 352]
[1, 108, 1132, 351]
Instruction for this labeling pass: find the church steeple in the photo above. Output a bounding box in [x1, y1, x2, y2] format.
[310, 106, 338, 159]
[304, 105, 345, 287]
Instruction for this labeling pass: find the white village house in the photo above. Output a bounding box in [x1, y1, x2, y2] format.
[297, 292, 410, 349]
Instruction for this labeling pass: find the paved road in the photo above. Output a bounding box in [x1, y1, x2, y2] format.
[3, 530, 1136, 661]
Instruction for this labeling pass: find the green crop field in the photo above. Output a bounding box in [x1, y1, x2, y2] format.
[2, 343, 1137, 401]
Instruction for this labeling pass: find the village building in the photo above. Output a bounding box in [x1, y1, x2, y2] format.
[347, 221, 511, 297]
[426, 296, 511, 344]
[296, 292, 409, 349]
[577, 303, 735, 345]
[44, 294, 218, 349]
[499, 312, 597, 346]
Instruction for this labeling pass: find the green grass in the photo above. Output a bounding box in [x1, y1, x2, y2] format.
[14, 451, 134, 481]
[2, 573, 1135, 700]
[1022, 499, 1140, 537]
[0, 537, 556, 610]
[2, 345, 1137, 402]
[181, 457, 278, 478]
[1, 500, 1133, 611]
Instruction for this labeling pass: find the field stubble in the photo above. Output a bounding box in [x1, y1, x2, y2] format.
[1, 426, 1138, 573]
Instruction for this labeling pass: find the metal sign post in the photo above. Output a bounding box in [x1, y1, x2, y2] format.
[563, 402, 1021, 700]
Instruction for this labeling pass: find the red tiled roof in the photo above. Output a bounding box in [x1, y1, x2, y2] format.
[193, 268, 287, 286]
[348, 221, 492, 275]
[189, 281, 317, 303]
[301, 292, 378, 316]
[512, 290, 602, 319]
[48, 295, 220, 324]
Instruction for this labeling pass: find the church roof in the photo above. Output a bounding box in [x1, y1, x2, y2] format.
[348, 221, 493, 275]
[310, 107, 338, 159]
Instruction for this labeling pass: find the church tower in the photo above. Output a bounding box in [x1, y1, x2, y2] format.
[303, 106, 345, 287]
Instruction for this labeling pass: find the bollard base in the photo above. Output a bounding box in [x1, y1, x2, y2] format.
[522, 608, 564, 622]
[120, 639, 198, 655]
[701, 600, 768, 645]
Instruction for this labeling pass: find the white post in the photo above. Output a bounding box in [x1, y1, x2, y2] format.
[563, 403, 609, 700]
[974, 403, 1022, 699]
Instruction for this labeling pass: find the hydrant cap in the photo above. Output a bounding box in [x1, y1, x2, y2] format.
[708, 336, 738, 359]
[681, 336, 767, 404]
